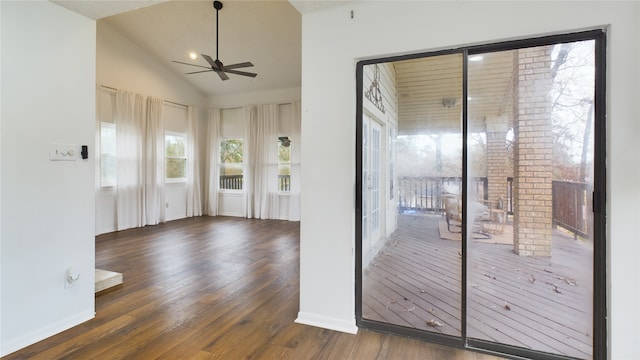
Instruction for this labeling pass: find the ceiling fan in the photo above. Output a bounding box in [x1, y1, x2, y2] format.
[172, 0, 257, 81]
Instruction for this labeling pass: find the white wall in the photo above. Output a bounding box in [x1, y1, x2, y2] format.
[96, 21, 208, 233]
[297, 2, 640, 359]
[0, 1, 96, 355]
[207, 87, 300, 109]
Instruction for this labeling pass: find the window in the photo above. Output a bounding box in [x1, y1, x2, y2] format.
[220, 138, 244, 190]
[165, 131, 187, 182]
[278, 137, 291, 192]
[100, 122, 116, 187]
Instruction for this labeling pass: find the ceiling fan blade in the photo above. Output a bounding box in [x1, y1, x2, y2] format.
[201, 54, 218, 68]
[185, 70, 215, 75]
[224, 69, 258, 78]
[222, 62, 254, 70]
[214, 70, 230, 81]
[172, 60, 211, 70]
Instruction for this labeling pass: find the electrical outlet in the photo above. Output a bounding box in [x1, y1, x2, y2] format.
[50, 143, 78, 161]
[65, 268, 80, 288]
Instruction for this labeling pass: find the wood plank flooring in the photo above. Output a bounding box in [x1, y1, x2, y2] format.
[3, 216, 502, 360]
[363, 213, 593, 359]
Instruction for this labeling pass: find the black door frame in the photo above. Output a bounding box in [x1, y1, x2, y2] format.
[355, 29, 607, 360]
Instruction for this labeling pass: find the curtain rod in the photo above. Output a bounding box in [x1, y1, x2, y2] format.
[220, 102, 298, 111]
[98, 85, 189, 108]
[164, 100, 188, 108]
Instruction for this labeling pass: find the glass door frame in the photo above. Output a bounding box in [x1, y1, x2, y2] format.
[355, 29, 607, 360]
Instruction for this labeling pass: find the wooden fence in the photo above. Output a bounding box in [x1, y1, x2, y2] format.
[552, 180, 591, 238]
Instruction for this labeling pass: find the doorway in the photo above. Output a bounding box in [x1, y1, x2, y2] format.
[356, 30, 606, 360]
[362, 114, 384, 267]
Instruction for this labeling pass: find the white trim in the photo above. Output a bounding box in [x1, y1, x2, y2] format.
[295, 312, 358, 334]
[0, 310, 94, 357]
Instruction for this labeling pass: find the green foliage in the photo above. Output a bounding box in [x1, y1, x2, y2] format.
[220, 139, 243, 164]
[165, 135, 185, 157]
[279, 143, 291, 163]
[166, 158, 186, 178]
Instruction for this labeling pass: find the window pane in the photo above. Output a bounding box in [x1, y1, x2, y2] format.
[165, 134, 185, 157]
[220, 164, 243, 190]
[220, 139, 243, 164]
[100, 122, 116, 186]
[166, 158, 186, 179]
[466, 40, 595, 359]
[278, 164, 291, 192]
[279, 142, 291, 162]
[165, 132, 187, 180]
[279, 139, 291, 192]
[361, 55, 464, 338]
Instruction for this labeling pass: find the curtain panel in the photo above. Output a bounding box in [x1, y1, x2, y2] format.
[205, 108, 221, 216]
[253, 104, 279, 219]
[288, 101, 302, 221]
[144, 96, 165, 225]
[115, 90, 146, 230]
[244, 105, 257, 218]
[186, 106, 203, 217]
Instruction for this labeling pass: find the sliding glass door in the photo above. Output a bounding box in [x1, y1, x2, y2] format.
[357, 31, 605, 360]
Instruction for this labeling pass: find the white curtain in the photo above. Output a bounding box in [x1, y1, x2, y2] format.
[288, 101, 302, 221]
[205, 108, 221, 215]
[115, 90, 145, 230]
[244, 106, 257, 218]
[145, 96, 165, 225]
[252, 104, 279, 219]
[186, 106, 202, 217]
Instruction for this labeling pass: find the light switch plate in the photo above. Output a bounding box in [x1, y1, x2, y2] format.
[50, 143, 78, 161]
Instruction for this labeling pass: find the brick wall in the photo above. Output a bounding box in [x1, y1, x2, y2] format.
[512, 46, 554, 257]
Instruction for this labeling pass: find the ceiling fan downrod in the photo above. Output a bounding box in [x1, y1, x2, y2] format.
[213, 1, 222, 63]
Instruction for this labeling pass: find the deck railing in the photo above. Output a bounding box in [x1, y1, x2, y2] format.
[397, 176, 488, 213]
[397, 176, 588, 238]
[220, 175, 291, 192]
[220, 175, 244, 190]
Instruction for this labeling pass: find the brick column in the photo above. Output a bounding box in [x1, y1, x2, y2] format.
[486, 116, 508, 209]
[512, 46, 553, 257]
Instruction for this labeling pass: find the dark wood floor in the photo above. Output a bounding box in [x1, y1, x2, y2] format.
[3, 216, 503, 360]
[363, 213, 593, 359]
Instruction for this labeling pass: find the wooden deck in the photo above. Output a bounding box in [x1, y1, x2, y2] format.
[363, 213, 593, 359]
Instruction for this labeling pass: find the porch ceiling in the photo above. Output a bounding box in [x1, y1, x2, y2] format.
[395, 50, 515, 136]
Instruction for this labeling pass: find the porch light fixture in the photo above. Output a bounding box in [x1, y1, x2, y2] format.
[365, 64, 386, 114]
[279, 136, 291, 147]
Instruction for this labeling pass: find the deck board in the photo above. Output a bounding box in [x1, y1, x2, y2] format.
[362, 213, 593, 359]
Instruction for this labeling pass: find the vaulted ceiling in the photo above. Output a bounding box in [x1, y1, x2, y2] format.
[52, 0, 513, 134]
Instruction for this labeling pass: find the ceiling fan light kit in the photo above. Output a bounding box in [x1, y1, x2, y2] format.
[172, 0, 257, 81]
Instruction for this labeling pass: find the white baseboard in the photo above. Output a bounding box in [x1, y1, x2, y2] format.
[295, 311, 358, 334]
[1, 310, 94, 357]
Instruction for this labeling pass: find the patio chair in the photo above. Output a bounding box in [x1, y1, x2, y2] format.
[481, 197, 508, 235]
[443, 195, 462, 233]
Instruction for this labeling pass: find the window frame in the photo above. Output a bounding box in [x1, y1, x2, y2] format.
[100, 121, 117, 188]
[165, 130, 187, 183]
[219, 138, 245, 192]
[278, 136, 292, 193]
